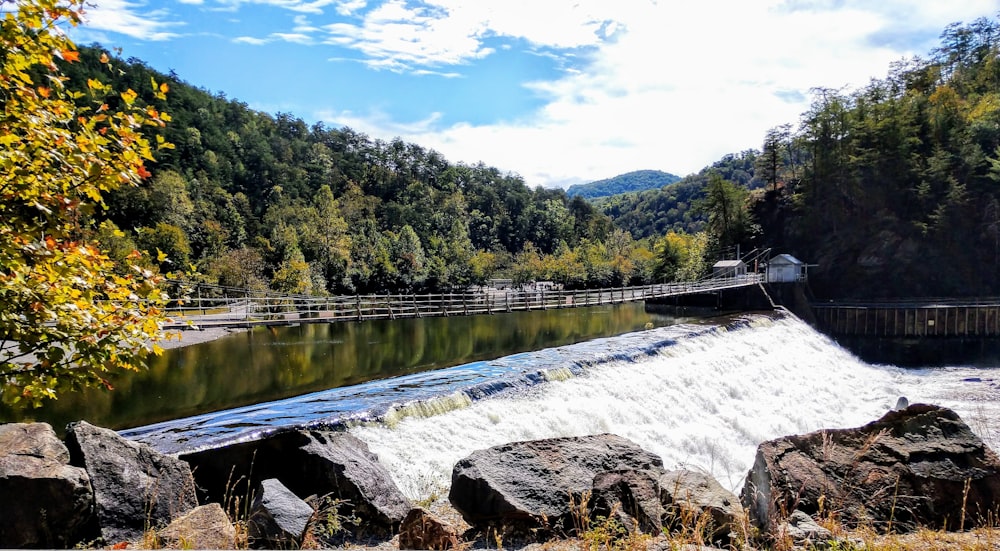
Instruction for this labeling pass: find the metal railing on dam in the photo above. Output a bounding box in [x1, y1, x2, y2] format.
[163, 274, 765, 329]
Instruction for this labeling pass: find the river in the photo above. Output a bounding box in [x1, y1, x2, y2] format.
[2, 302, 689, 433]
[9, 304, 1000, 501]
[125, 310, 1000, 500]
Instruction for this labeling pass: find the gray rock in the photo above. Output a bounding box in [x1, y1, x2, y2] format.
[248, 479, 313, 549]
[158, 503, 237, 550]
[779, 510, 833, 547]
[65, 421, 198, 544]
[0, 423, 95, 548]
[448, 433, 665, 534]
[182, 430, 410, 538]
[660, 470, 744, 544]
[741, 404, 1000, 533]
[591, 469, 664, 535]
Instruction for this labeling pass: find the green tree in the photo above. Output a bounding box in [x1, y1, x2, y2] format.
[271, 248, 312, 294]
[390, 225, 428, 291]
[136, 222, 191, 273]
[308, 184, 350, 291]
[700, 173, 752, 257]
[756, 125, 790, 192]
[654, 232, 684, 282]
[0, 0, 171, 406]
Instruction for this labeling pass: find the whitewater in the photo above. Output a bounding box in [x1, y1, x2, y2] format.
[347, 314, 1000, 499]
[125, 313, 1000, 500]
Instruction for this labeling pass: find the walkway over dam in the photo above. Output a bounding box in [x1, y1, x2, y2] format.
[164, 274, 765, 329]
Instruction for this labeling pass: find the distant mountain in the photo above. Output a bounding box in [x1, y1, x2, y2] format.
[566, 170, 682, 199]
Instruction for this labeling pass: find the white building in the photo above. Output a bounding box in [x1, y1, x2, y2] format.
[766, 254, 808, 283]
[712, 259, 747, 278]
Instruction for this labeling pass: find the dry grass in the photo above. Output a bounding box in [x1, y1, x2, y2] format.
[114, 480, 1000, 551]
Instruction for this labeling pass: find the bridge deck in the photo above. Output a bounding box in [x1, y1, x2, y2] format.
[166, 275, 764, 329]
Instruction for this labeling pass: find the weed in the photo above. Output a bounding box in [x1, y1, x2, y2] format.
[415, 490, 441, 510]
[569, 491, 593, 536]
[304, 494, 359, 547]
[489, 526, 504, 550]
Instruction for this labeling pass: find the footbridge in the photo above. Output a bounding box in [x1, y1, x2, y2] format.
[164, 273, 765, 329]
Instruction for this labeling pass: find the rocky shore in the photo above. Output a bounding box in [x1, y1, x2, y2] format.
[2, 403, 999, 549]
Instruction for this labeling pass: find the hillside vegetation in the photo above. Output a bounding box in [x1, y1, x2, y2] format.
[750, 16, 1000, 299]
[566, 169, 681, 199]
[597, 152, 763, 239]
[59, 49, 671, 293]
[54, 13, 1000, 301]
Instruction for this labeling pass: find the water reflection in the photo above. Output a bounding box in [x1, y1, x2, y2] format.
[4, 303, 695, 431]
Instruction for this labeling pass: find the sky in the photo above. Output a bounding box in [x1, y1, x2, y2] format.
[70, 0, 1000, 189]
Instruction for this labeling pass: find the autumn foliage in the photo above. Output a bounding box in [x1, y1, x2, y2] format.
[0, 0, 171, 406]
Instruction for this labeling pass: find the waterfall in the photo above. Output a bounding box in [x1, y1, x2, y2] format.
[125, 313, 1000, 501]
[348, 315, 1000, 499]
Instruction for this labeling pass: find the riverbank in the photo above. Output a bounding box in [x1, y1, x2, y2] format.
[160, 326, 248, 350]
[6, 404, 1000, 551]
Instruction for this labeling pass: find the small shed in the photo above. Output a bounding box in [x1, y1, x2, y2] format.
[712, 259, 747, 278]
[767, 254, 807, 283]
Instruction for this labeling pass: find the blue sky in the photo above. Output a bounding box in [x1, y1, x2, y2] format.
[72, 0, 1000, 188]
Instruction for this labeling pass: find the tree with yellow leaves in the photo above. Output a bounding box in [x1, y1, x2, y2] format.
[0, 0, 173, 407]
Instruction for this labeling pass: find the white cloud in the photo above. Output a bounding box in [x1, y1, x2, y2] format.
[313, 0, 628, 73]
[316, 0, 1000, 187]
[234, 35, 269, 44]
[273, 32, 314, 44]
[336, 0, 367, 16]
[320, 0, 492, 72]
[82, 0, 181, 41]
[210, 0, 338, 15]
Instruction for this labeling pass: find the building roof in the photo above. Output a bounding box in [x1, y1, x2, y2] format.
[769, 254, 804, 266]
[713, 260, 746, 268]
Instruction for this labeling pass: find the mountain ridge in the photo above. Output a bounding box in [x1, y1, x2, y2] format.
[566, 169, 681, 199]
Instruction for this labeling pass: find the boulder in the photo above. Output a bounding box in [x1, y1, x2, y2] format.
[448, 433, 665, 534]
[777, 510, 833, 548]
[741, 404, 1000, 532]
[248, 479, 313, 549]
[182, 430, 410, 537]
[398, 507, 462, 550]
[65, 421, 198, 544]
[0, 423, 95, 548]
[158, 503, 237, 550]
[590, 469, 664, 535]
[660, 470, 744, 544]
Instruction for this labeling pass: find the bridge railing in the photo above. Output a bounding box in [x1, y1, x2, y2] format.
[162, 274, 763, 327]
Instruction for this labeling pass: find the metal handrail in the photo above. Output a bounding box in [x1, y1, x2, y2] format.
[159, 274, 764, 328]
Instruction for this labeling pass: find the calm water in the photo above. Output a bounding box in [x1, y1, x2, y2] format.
[3, 302, 698, 432]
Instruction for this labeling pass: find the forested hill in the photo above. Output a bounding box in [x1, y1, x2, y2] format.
[566, 170, 681, 199]
[749, 16, 1000, 299]
[59, 47, 667, 294]
[597, 152, 763, 239]
[60, 13, 1000, 300]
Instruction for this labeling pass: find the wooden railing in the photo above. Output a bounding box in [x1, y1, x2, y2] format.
[163, 274, 764, 329]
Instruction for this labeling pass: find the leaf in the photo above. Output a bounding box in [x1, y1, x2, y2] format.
[0, 0, 170, 410]
[120, 88, 137, 105]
